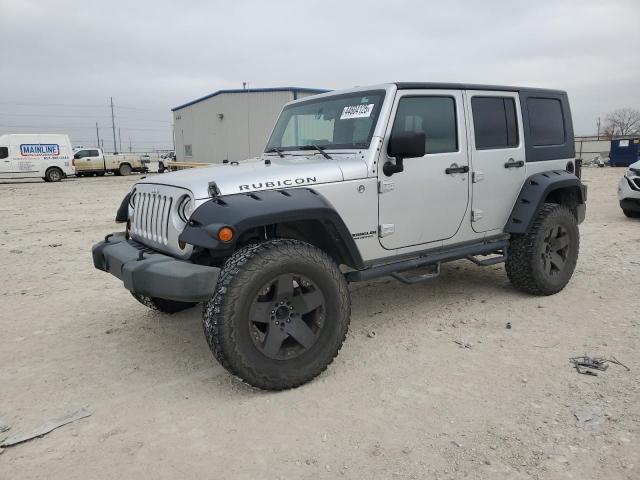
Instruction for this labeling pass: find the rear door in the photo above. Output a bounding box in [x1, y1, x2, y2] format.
[86, 149, 103, 171]
[378, 90, 469, 249]
[467, 91, 526, 232]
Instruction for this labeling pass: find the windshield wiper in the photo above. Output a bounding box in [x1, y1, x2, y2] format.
[298, 144, 332, 159]
[264, 147, 285, 158]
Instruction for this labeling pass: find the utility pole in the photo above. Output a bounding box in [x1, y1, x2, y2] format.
[129, 137, 132, 152]
[118, 128, 122, 153]
[95, 122, 100, 148]
[597, 117, 601, 140]
[110, 97, 117, 154]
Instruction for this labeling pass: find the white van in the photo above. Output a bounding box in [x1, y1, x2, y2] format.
[0, 134, 75, 182]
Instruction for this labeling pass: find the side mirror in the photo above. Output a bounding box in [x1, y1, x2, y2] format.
[384, 131, 426, 176]
[73, 153, 81, 159]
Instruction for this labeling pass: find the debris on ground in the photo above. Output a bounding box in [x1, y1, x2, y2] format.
[506, 322, 512, 329]
[454, 340, 472, 349]
[569, 355, 630, 376]
[0, 408, 92, 448]
[48, 243, 62, 248]
[574, 408, 599, 426]
[366, 330, 376, 338]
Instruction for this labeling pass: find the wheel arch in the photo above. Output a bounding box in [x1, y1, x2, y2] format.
[505, 170, 587, 235]
[180, 188, 365, 270]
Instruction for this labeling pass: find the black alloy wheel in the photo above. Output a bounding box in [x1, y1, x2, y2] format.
[248, 273, 325, 360]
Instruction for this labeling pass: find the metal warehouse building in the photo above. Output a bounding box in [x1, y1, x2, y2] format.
[172, 87, 327, 164]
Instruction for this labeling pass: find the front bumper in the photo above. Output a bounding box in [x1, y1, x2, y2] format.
[92, 232, 220, 302]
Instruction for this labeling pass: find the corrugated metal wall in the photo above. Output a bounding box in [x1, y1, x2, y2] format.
[173, 91, 297, 163]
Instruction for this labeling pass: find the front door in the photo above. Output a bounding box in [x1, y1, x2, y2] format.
[0, 145, 11, 179]
[378, 90, 469, 250]
[466, 91, 526, 232]
[74, 150, 91, 172]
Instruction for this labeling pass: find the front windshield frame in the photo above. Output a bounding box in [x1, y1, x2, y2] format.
[265, 89, 387, 152]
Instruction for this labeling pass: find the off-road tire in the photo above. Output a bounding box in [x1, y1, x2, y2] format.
[506, 203, 579, 296]
[44, 167, 63, 182]
[203, 239, 351, 390]
[130, 292, 197, 313]
[622, 208, 640, 218]
[117, 164, 132, 176]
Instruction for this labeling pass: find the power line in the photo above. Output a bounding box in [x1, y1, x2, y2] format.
[114, 104, 169, 113]
[0, 101, 171, 114]
[0, 112, 171, 123]
[0, 100, 107, 108]
[0, 123, 171, 131]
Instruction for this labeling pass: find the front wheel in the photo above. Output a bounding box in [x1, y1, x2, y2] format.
[203, 239, 351, 390]
[118, 164, 132, 176]
[506, 203, 579, 296]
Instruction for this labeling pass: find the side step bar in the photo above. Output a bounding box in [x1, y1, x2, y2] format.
[345, 240, 509, 283]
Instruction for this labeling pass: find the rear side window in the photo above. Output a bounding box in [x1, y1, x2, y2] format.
[88, 149, 100, 157]
[527, 98, 565, 146]
[391, 96, 458, 154]
[472, 97, 518, 149]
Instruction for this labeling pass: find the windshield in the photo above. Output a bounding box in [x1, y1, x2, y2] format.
[265, 90, 386, 152]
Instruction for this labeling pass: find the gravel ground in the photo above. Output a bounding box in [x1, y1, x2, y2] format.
[0, 168, 638, 480]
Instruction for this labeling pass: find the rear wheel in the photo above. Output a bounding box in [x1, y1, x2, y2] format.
[506, 203, 579, 296]
[203, 239, 351, 390]
[131, 293, 197, 313]
[45, 167, 63, 182]
[118, 164, 132, 176]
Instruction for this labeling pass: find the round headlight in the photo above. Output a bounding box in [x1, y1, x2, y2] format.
[178, 196, 194, 222]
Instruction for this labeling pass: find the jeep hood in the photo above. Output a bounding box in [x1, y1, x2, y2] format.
[137, 155, 366, 199]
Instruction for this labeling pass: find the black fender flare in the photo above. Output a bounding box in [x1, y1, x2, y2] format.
[115, 191, 132, 223]
[505, 170, 587, 235]
[180, 188, 365, 269]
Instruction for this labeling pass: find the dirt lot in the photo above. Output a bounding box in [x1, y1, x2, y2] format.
[0, 168, 638, 480]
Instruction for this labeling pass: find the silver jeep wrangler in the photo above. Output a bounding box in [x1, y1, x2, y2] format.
[93, 83, 586, 390]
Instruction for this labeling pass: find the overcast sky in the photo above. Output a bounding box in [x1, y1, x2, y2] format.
[1, 0, 638, 151]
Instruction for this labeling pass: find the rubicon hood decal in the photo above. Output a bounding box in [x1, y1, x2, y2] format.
[239, 177, 317, 191]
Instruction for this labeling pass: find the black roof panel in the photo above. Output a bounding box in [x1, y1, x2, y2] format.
[395, 82, 566, 95]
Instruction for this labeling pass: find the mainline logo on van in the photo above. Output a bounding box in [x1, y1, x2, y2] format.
[20, 144, 60, 156]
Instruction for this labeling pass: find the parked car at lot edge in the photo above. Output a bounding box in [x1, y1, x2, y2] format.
[618, 160, 640, 218]
[74, 148, 147, 176]
[93, 82, 587, 390]
[0, 134, 74, 182]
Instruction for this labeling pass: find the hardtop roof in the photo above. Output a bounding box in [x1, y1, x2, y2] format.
[395, 82, 566, 95]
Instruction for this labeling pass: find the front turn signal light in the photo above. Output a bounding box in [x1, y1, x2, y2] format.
[218, 227, 234, 243]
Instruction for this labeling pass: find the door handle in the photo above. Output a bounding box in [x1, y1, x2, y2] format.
[504, 158, 524, 168]
[445, 164, 469, 174]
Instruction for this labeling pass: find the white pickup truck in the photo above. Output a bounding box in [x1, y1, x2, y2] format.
[73, 148, 147, 177]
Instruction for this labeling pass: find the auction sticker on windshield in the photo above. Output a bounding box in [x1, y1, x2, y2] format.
[340, 104, 374, 120]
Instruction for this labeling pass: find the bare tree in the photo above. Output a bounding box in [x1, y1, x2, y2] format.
[602, 108, 640, 139]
